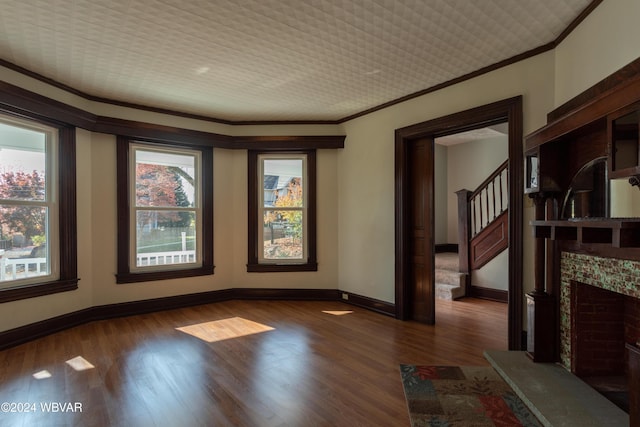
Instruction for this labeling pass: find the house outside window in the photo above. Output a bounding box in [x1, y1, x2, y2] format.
[260, 155, 306, 263]
[248, 150, 317, 272]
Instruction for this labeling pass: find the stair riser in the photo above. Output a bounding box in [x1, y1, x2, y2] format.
[436, 283, 466, 300]
[435, 270, 464, 286]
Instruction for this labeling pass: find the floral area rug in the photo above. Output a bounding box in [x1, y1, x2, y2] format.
[400, 365, 542, 427]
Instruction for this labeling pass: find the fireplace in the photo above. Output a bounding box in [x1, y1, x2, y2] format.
[560, 252, 640, 412]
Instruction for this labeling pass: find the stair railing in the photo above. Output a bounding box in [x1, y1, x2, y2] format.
[455, 160, 509, 274]
[469, 159, 509, 237]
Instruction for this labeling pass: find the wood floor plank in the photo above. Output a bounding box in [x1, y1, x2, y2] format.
[0, 298, 507, 426]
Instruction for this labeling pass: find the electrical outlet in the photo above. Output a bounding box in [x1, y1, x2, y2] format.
[342, 293, 349, 300]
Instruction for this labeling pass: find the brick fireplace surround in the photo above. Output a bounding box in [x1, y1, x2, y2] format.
[559, 251, 640, 418]
[560, 252, 640, 373]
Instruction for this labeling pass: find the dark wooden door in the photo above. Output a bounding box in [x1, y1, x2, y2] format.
[409, 137, 435, 323]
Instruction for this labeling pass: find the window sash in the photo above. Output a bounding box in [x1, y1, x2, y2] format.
[129, 144, 202, 272]
[0, 115, 59, 287]
[257, 154, 308, 264]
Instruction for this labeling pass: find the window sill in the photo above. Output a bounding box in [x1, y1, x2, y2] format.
[116, 265, 215, 284]
[0, 279, 79, 304]
[246, 262, 318, 273]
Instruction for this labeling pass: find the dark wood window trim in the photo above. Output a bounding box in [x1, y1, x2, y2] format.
[0, 115, 78, 303]
[115, 137, 214, 283]
[0, 83, 341, 291]
[247, 149, 317, 272]
[0, 81, 347, 148]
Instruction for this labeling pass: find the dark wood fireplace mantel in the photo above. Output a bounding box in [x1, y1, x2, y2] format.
[524, 56, 640, 417]
[531, 218, 640, 248]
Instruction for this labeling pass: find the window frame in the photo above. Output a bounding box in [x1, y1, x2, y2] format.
[129, 143, 203, 273]
[116, 137, 214, 283]
[0, 111, 78, 303]
[247, 149, 317, 272]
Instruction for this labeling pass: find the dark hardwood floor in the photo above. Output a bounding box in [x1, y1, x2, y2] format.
[0, 298, 507, 426]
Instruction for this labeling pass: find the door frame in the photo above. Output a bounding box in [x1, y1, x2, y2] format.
[394, 96, 523, 351]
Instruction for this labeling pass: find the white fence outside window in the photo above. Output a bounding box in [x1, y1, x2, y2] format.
[136, 250, 196, 266]
[0, 249, 196, 281]
[0, 251, 47, 281]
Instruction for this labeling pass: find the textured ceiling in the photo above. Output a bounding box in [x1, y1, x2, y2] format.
[0, 0, 594, 123]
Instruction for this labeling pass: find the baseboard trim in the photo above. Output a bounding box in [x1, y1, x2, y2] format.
[0, 288, 391, 350]
[233, 288, 340, 301]
[0, 308, 95, 352]
[91, 289, 237, 320]
[340, 291, 396, 316]
[469, 286, 508, 303]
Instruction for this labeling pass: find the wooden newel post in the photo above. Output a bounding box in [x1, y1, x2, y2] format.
[526, 193, 555, 362]
[455, 189, 471, 275]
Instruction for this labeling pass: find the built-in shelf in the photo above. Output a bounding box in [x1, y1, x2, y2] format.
[531, 218, 640, 248]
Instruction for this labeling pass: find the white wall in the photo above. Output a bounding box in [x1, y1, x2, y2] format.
[337, 0, 640, 305]
[338, 52, 555, 303]
[554, 0, 640, 107]
[611, 179, 640, 218]
[472, 250, 509, 291]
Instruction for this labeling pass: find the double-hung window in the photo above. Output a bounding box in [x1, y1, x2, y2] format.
[132, 144, 201, 271]
[116, 138, 213, 283]
[248, 150, 317, 272]
[0, 112, 77, 302]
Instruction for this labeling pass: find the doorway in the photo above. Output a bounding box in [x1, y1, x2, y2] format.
[394, 96, 523, 351]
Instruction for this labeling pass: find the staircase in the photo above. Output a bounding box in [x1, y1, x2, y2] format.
[435, 252, 467, 300]
[444, 160, 508, 301]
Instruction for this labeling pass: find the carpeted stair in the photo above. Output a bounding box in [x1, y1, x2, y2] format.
[435, 252, 467, 300]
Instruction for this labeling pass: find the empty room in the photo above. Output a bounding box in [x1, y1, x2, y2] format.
[1, 1, 639, 425]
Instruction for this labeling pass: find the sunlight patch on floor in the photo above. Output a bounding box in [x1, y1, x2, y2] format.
[322, 310, 354, 316]
[32, 370, 52, 379]
[176, 317, 275, 343]
[66, 356, 95, 371]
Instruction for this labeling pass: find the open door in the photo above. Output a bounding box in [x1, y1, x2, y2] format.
[408, 137, 435, 323]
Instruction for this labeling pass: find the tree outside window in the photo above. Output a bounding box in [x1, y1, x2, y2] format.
[0, 119, 57, 286]
[248, 151, 316, 272]
[132, 146, 200, 270]
[263, 176, 303, 259]
[116, 137, 213, 284]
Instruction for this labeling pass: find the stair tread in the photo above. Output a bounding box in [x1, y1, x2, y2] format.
[435, 269, 464, 286]
[435, 253, 466, 301]
[435, 282, 465, 301]
[435, 269, 465, 276]
[435, 282, 462, 288]
[435, 252, 459, 271]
